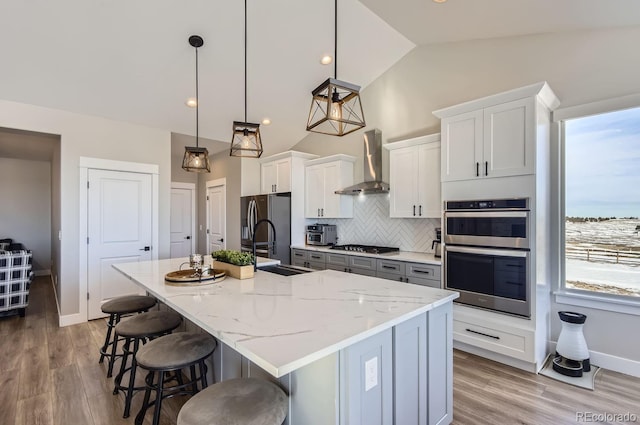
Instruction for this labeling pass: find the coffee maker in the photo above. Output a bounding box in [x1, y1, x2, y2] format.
[432, 228, 441, 258]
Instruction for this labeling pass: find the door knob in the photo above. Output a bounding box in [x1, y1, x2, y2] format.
[217, 238, 224, 242]
[185, 236, 191, 240]
[139, 246, 151, 251]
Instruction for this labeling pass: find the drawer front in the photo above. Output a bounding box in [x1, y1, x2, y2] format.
[326, 263, 348, 272]
[326, 253, 348, 266]
[308, 252, 326, 263]
[377, 259, 405, 276]
[292, 258, 307, 268]
[306, 260, 326, 270]
[406, 276, 440, 289]
[453, 318, 533, 361]
[291, 249, 308, 261]
[349, 267, 377, 277]
[377, 271, 405, 283]
[348, 256, 376, 271]
[406, 263, 441, 281]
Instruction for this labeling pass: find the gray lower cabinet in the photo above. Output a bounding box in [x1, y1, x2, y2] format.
[427, 302, 453, 425]
[326, 252, 377, 276]
[378, 259, 441, 288]
[293, 248, 442, 286]
[291, 248, 326, 270]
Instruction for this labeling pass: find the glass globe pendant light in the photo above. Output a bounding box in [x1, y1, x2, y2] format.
[306, 0, 365, 136]
[182, 35, 211, 173]
[230, 0, 264, 158]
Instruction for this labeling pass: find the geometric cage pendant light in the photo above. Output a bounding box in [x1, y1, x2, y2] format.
[230, 0, 264, 158]
[306, 0, 365, 136]
[182, 35, 211, 172]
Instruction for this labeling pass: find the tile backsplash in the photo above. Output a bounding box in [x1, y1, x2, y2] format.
[308, 195, 440, 253]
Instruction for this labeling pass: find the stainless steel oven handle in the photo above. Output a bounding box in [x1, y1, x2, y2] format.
[444, 211, 528, 218]
[444, 245, 529, 258]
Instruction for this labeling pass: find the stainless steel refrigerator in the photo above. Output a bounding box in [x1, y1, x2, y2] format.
[240, 193, 291, 265]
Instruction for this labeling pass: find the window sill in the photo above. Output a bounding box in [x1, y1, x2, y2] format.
[554, 290, 640, 316]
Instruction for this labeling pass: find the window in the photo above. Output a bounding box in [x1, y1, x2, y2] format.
[563, 106, 640, 300]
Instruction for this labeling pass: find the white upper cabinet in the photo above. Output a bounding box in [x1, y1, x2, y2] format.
[385, 134, 441, 218]
[259, 151, 317, 195]
[434, 82, 560, 183]
[260, 157, 291, 194]
[304, 155, 355, 219]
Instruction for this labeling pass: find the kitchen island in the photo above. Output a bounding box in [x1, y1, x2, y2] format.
[114, 257, 458, 425]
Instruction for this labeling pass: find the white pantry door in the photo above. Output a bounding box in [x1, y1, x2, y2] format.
[87, 169, 152, 319]
[170, 186, 194, 258]
[207, 184, 226, 254]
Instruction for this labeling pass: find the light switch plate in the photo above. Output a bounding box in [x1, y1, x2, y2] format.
[365, 356, 378, 391]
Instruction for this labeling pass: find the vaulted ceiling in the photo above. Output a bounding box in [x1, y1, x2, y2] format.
[2, 0, 640, 157]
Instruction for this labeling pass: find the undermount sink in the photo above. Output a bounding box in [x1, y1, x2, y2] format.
[260, 265, 313, 276]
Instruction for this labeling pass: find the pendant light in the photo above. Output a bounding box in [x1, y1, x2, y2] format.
[230, 0, 263, 158]
[306, 0, 365, 136]
[182, 35, 211, 173]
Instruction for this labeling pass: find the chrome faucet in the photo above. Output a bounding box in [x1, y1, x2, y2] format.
[252, 219, 277, 271]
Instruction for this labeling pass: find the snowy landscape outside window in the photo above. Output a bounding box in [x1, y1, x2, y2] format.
[564, 106, 640, 299]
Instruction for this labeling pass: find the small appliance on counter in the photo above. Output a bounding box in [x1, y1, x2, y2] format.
[432, 227, 441, 258]
[306, 224, 337, 246]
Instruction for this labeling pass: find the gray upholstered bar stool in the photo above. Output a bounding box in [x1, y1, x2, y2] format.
[99, 295, 157, 377]
[113, 310, 183, 418]
[177, 377, 288, 425]
[134, 332, 217, 425]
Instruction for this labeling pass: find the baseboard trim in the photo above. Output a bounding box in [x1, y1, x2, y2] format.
[59, 312, 84, 327]
[549, 341, 640, 378]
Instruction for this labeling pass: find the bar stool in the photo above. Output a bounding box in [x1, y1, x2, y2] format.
[99, 295, 157, 377]
[134, 332, 217, 425]
[113, 310, 183, 418]
[176, 378, 288, 425]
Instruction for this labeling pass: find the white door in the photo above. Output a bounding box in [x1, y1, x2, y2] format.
[275, 158, 291, 192]
[87, 169, 152, 320]
[304, 164, 324, 218]
[170, 186, 194, 258]
[389, 146, 419, 218]
[207, 185, 226, 254]
[260, 162, 276, 194]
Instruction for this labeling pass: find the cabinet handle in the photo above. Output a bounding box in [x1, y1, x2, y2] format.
[398, 276, 403, 282]
[476, 162, 479, 177]
[465, 328, 500, 340]
[311, 255, 321, 259]
[485, 161, 488, 176]
[404, 277, 409, 283]
[321, 208, 324, 217]
[413, 205, 416, 216]
[413, 269, 431, 275]
[382, 265, 396, 270]
[419, 205, 422, 216]
[317, 208, 320, 217]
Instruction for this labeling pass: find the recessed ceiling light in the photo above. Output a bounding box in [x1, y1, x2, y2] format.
[320, 55, 333, 65]
[433, 0, 447, 3]
[185, 98, 197, 108]
[262, 118, 272, 126]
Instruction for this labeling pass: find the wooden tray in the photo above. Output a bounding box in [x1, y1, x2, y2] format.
[164, 269, 226, 286]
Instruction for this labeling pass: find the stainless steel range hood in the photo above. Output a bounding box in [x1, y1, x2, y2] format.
[335, 128, 390, 195]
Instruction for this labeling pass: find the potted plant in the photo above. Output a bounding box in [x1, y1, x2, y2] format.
[211, 250, 255, 279]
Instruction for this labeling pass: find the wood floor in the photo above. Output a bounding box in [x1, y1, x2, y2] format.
[1, 277, 639, 425]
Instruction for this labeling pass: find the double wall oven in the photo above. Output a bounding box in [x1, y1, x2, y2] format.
[444, 198, 530, 317]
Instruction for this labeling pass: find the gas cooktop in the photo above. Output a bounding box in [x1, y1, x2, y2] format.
[330, 244, 400, 254]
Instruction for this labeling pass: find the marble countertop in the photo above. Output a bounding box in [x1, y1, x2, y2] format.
[291, 245, 442, 266]
[113, 257, 457, 378]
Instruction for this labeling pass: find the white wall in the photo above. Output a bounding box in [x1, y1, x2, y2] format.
[0, 157, 51, 272]
[293, 26, 640, 370]
[0, 99, 172, 317]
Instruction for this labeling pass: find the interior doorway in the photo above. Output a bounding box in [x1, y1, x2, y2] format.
[79, 157, 159, 322]
[206, 178, 226, 254]
[170, 182, 196, 258]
